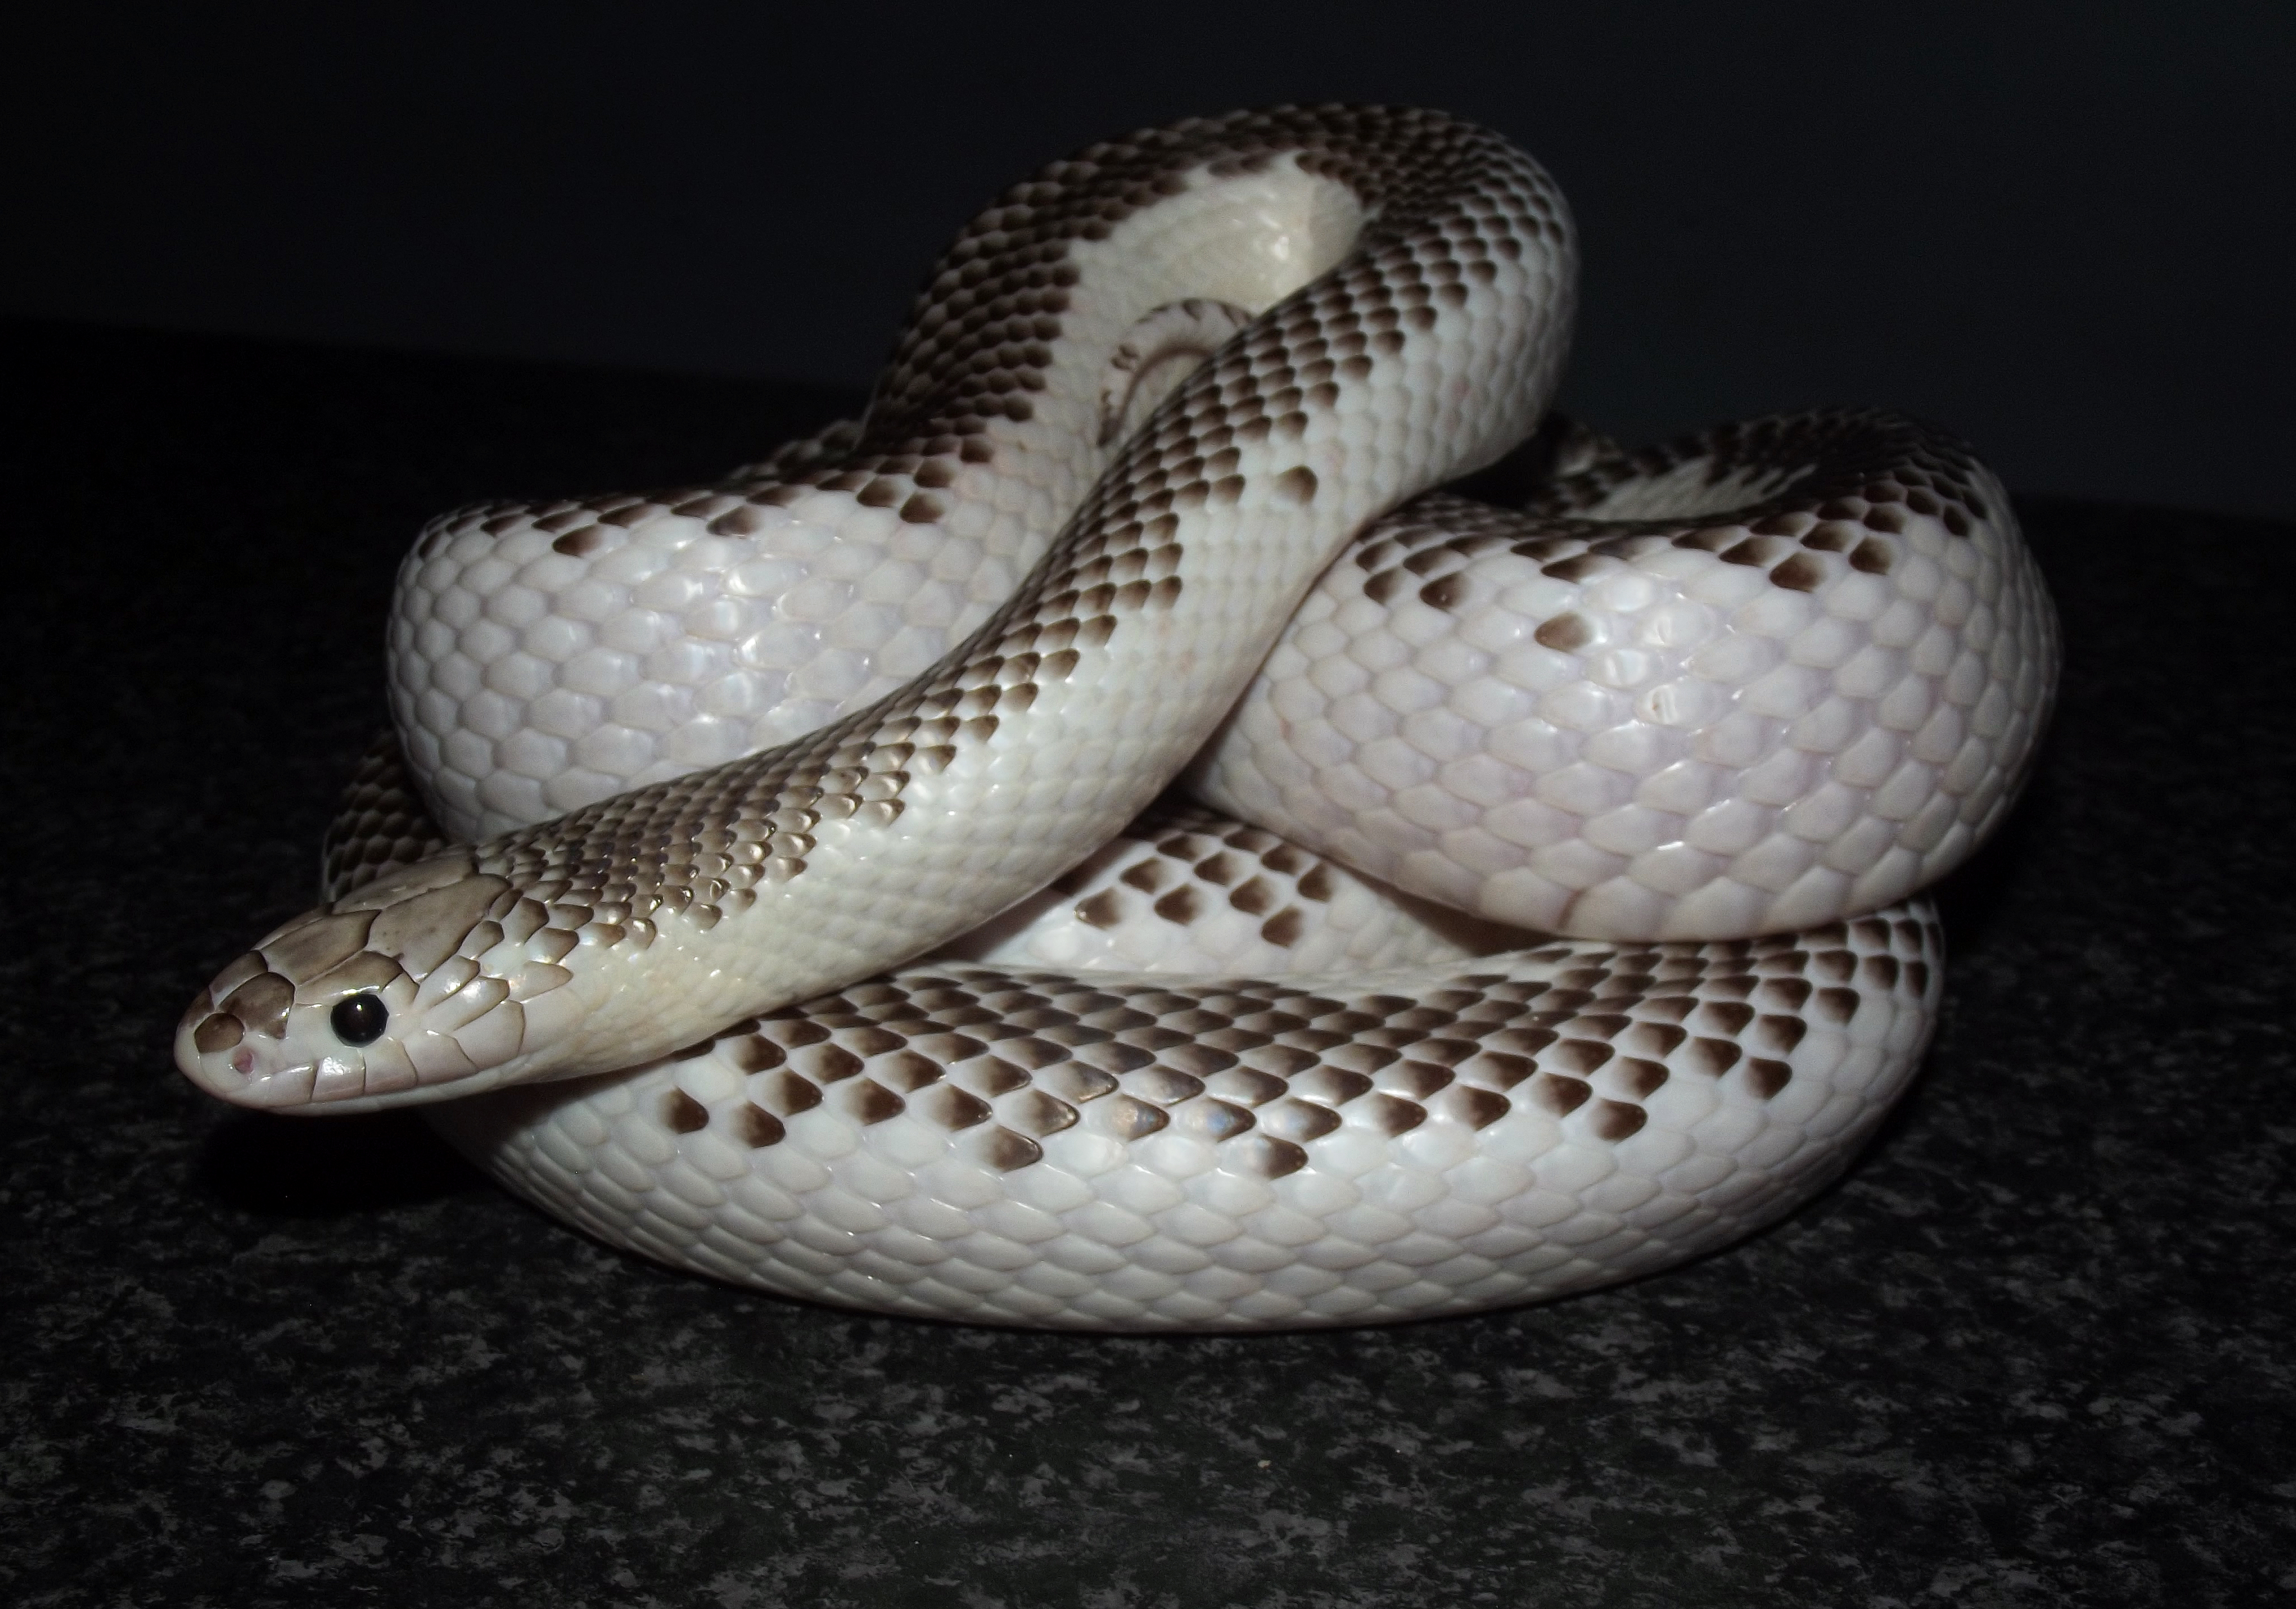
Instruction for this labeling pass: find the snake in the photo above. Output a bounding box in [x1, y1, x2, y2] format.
[174, 107, 2058, 1330]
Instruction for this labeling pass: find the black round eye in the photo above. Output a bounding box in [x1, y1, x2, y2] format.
[330, 992, 389, 1046]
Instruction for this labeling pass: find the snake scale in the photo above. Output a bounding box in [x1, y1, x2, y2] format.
[176, 107, 2057, 1330]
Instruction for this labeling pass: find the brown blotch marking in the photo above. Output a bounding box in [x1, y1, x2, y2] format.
[910, 1029, 984, 1062]
[1320, 1041, 1397, 1077]
[802, 1043, 865, 1082]
[1543, 554, 1608, 582]
[1769, 554, 1824, 592]
[1274, 466, 1318, 504]
[1418, 573, 1467, 610]
[1076, 889, 1124, 928]
[221, 973, 294, 1039]
[1445, 1086, 1511, 1130]
[1040, 1063, 1118, 1103]
[1103, 1095, 1169, 1140]
[1119, 859, 1168, 893]
[1194, 1100, 1257, 1142]
[1624, 1021, 1686, 1058]
[1552, 1038, 1614, 1076]
[980, 1127, 1044, 1171]
[1535, 1074, 1592, 1116]
[1258, 1092, 1340, 1143]
[1362, 1093, 1427, 1136]
[1385, 1061, 1454, 1099]
[1077, 1040, 1155, 1075]
[1131, 1066, 1208, 1104]
[1153, 886, 1202, 925]
[1758, 978, 1813, 1011]
[1756, 1015, 1808, 1054]
[1614, 1059, 1670, 1098]
[1000, 1037, 1070, 1072]
[1492, 1025, 1561, 1058]
[846, 1079, 905, 1124]
[767, 1071, 822, 1113]
[265, 911, 378, 977]
[1699, 1000, 1756, 1036]
[921, 1085, 993, 1130]
[1468, 1051, 1535, 1089]
[1228, 877, 1274, 916]
[551, 526, 604, 556]
[963, 1058, 1033, 1097]
[1260, 909, 1304, 947]
[1193, 851, 1239, 886]
[1907, 960, 1933, 996]
[734, 1105, 785, 1148]
[1815, 986, 1860, 1024]
[1746, 1059, 1794, 1099]
[1238, 1135, 1309, 1178]
[877, 1050, 944, 1092]
[1363, 568, 1403, 604]
[1164, 1044, 1237, 1079]
[1008, 1089, 1080, 1136]
[1862, 955, 1901, 990]
[1686, 1037, 1743, 1077]
[1216, 1066, 1292, 1104]
[193, 1015, 243, 1053]
[1849, 537, 1895, 574]
[664, 1091, 709, 1135]
[843, 1026, 907, 1058]
[1534, 613, 1592, 652]
[1296, 864, 1334, 902]
[1590, 1100, 1647, 1141]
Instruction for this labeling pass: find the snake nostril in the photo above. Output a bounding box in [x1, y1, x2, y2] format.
[330, 993, 389, 1046]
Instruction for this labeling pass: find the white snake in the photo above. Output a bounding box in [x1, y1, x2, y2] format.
[175, 107, 2057, 1330]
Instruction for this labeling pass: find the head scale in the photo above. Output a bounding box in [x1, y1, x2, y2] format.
[172, 853, 578, 1112]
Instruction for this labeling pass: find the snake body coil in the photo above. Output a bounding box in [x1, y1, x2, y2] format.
[176, 107, 2056, 1330]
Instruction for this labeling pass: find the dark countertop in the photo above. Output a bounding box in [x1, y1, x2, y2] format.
[3, 320, 2289, 1607]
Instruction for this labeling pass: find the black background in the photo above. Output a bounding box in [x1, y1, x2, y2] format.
[11, 1, 2295, 514]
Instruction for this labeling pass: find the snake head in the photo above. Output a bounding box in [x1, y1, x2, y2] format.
[173, 852, 586, 1113]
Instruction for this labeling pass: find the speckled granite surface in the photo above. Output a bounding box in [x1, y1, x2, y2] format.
[2, 319, 2289, 1607]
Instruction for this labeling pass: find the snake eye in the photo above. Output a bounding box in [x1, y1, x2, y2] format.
[330, 992, 389, 1046]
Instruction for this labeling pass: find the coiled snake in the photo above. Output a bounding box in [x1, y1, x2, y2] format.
[176, 107, 2057, 1330]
